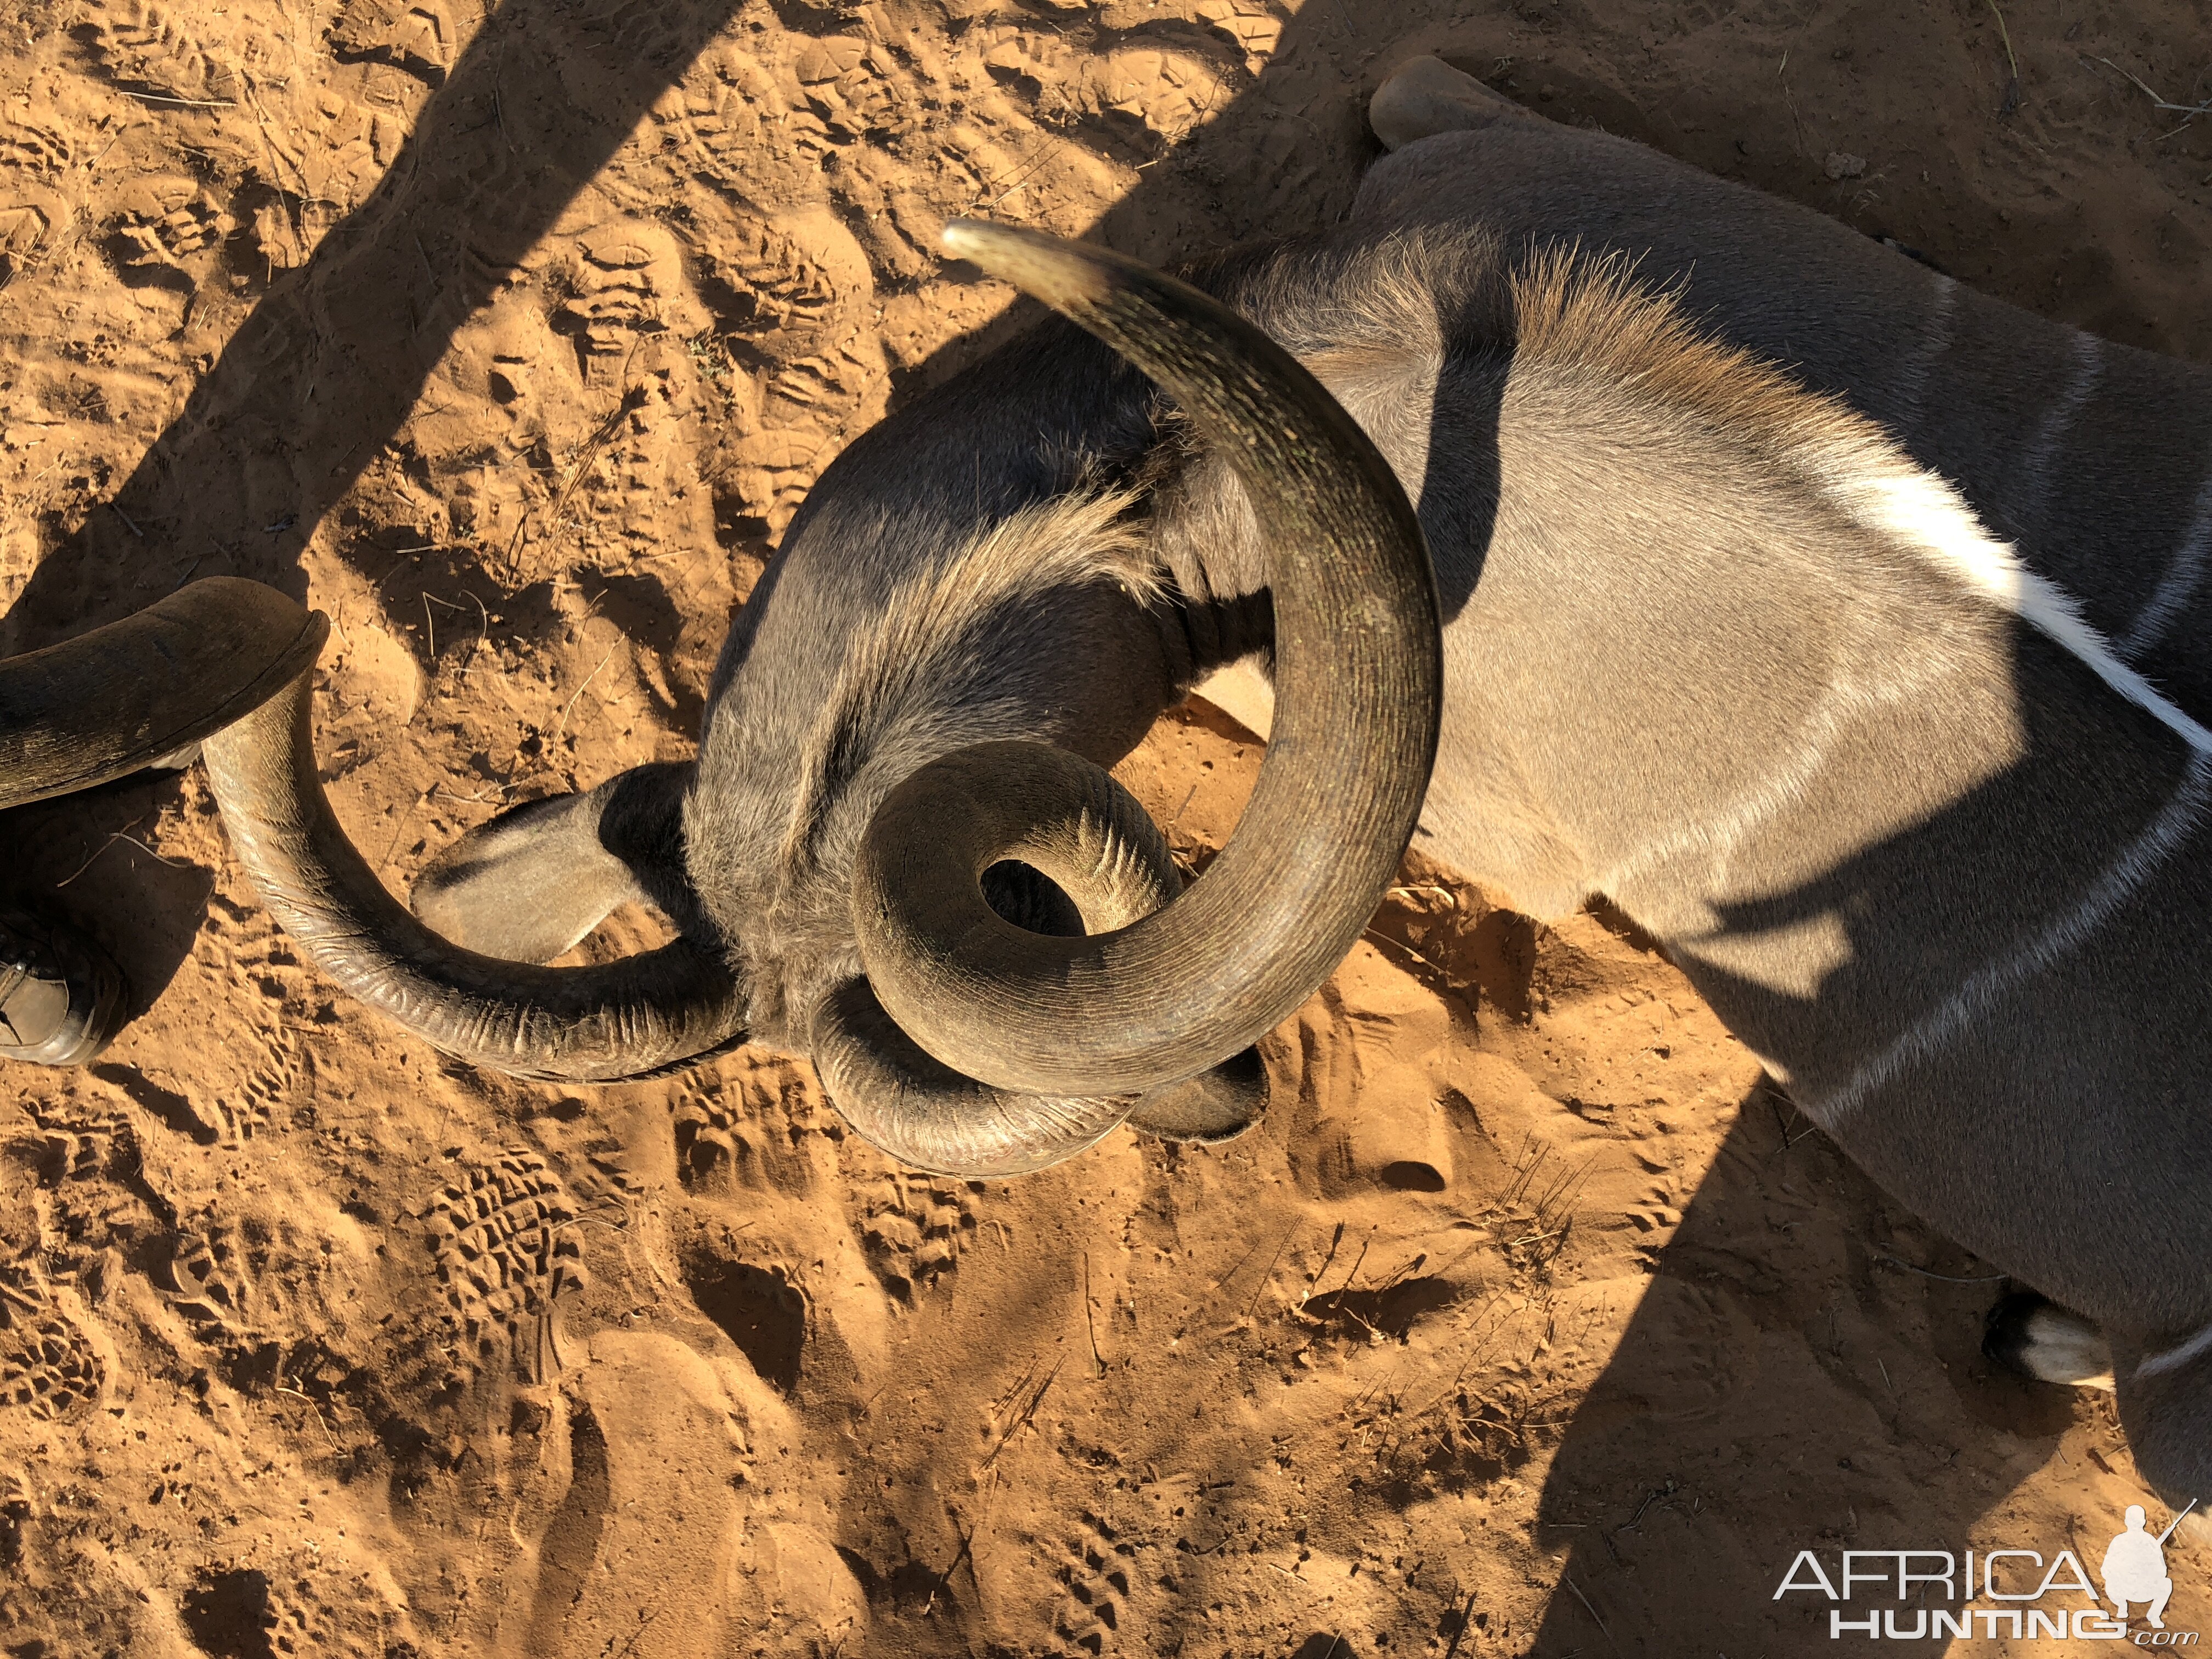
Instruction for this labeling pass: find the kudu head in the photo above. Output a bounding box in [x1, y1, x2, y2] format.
[200, 227, 1444, 1178]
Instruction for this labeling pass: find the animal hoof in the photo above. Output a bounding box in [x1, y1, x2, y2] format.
[1982, 1290, 2114, 1389]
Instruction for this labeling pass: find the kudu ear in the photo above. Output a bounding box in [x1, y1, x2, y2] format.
[411, 761, 698, 964]
[1369, 55, 1536, 153]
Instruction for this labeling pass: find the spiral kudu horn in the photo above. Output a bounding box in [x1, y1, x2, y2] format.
[0, 577, 324, 811]
[202, 649, 747, 1083]
[849, 222, 1442, 1102]
[812, 739, 1203, 1177]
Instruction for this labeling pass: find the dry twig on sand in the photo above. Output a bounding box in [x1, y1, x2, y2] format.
[1082, 1251, 1104, 1378]
[2083, 54, 2212, 136]
[982, 1356, 1061, 1468]
[1985, 1, 2022, 115]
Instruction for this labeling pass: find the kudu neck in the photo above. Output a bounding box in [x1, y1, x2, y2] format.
[1476, 407, 2210, 1122]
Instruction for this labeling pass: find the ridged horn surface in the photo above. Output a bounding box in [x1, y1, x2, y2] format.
[850, 223, 1442, 1097]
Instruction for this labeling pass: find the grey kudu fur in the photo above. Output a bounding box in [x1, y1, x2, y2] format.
[177, 62, 2208, 1499]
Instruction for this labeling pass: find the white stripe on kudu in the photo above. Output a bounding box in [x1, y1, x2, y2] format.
[1889, 270, 1957, 434]
[2013, 330, 2102, 533]
[2138, 1313, 2212, 1381]
[1818, 459, 2212, 757]
[2122, 471, 2212, 662]
[1354, 58, 2212, 1502]
[1818, 751, 2212, 1127]
[1780, 429, 2212, 1125]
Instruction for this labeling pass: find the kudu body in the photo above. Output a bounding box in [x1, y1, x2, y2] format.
[189, 63, 2210, 1500]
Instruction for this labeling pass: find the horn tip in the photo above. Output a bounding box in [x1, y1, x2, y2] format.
[937, 217, 989, 258]
[939, 219, 1111, 311]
